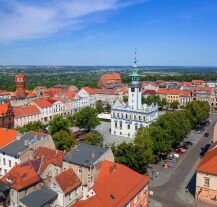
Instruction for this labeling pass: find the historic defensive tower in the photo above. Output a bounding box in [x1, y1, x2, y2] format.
[15, 74, 27, 99]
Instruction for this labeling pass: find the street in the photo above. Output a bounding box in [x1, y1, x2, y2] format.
[150, 113, 217, 207]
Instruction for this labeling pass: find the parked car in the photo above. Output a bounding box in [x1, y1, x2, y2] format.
[204, 133, 209, 137]
[175, 148, 185, 154]
[183, 141, 193, 146]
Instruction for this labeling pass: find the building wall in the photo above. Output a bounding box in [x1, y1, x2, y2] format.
[14, 113, 41, 128]
[63, 149, 114, 187]
[50, 178, 82, 207]
[196, 172, 217, 203]
[0, 154, 20, 176]
[111, 109, 158, 138]
[10, 182, 42, 207]
[127, 185, 149, 207]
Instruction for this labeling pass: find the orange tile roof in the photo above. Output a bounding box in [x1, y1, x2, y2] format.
[34, 147, 64, 174]
[157, 89, 191, 96]
[192, 80, 205, 83]
[196, 147, 217, 175]
[72, 161, 149, 207]
[27, 91, 37, 97]
[0, 91, 10, 95]
[83, 87, 95, 95]
[13, 105, 40, 118]
[94, 89, 117, 95]
[0, 128, 17, 148]
[100, 73, 121, 81]
[0, 103, 9, 115]
[1, 159, 41, 191]
[33, 98, 52, 108]
[55, 168, 81, 194]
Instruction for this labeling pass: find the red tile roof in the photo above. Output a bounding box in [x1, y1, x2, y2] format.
[94, 89, 117, 95]
[196, 147, 217, 175]
[34, 147, 64, 174]
[33, 98, 52, 108]
[0, 128, 17, 148]
[72, 161, 149, 207]
[143, 90, 157, 95]
[13, 105, 40, 118]
[1, 159, 41, 191]
[99, 73, 122, 88]
[192, 80, 205, 83]
[55, 168, 81, 194]
[157, 89, 191, 96]
[83, 87, 95, 95]
[0, 103, 9, 115]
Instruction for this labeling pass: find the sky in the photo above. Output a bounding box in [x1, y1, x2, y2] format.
[0, 0, 217, 66]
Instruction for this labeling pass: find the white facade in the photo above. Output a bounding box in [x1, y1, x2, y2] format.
[52, 101, 64, 116]
[73, 88, 96, 112]
[111, 56, 158, 138]
[14, 113, 41, 128]
[0, 153, 20, 176]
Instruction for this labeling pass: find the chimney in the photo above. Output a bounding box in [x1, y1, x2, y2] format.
[91, 152, 96, 159]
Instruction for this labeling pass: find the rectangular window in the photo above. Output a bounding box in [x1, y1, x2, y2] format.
[78, 167, 82, 174]
[115, 122, 118, 129]
[135, 125, 138, 130]
[204, 177, 210, 187]
[9, 160, 11, 167]
[3, 158, 5, 165]
[128, 124, 130, 129]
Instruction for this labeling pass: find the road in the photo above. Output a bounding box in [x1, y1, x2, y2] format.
[150, 113, 217, 207]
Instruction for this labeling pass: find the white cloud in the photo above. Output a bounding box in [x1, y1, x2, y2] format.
[0, 0, 144, 41]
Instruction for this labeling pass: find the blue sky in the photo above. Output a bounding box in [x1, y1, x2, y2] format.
[0, 0, 217, 66]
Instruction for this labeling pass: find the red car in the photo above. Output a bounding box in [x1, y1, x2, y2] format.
[175, 148, 185, 154]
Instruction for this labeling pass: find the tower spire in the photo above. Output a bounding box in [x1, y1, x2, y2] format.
[130, 49, 139, 83]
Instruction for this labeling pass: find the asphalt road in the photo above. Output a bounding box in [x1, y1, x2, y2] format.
[150, 113, 217, 207]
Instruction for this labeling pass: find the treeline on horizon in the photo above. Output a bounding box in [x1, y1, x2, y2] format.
[1, 70, 217, 92]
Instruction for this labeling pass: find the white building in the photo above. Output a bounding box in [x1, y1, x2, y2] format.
[111, 56, 158, 138]
[30, 98, 53, 122]
[13, 105, 41, 127]
[73, 87, 96, 112]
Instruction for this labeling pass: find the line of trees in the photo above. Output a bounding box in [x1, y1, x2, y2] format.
[112, 100, 210, 174]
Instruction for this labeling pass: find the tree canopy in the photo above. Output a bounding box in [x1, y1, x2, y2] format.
[16, 121, 47, 133]
[72, 107, 100, 131]
[52, 129, 76, 151]
[83, 132, 103, 147]
[49, 115, 71, 135]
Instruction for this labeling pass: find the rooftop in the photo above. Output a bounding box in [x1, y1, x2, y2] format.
[0, 128, 17, 148]
[0, 131, 48, 157]
[72, 160, 149, 207]
[33, 98, 52, 108]
[63, 143, 109, 168]
[55, 168, 81, 194]
[34, 147, 64, 174]
[196, 147, 217, 175]
[13, 105, 40, 118]
[20, 188, 58, 207]
[1, 159, 41, 191]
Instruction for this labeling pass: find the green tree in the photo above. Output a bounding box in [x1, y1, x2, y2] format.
[72, 107, 100, 131]
[170, 100, 179, 110]
[112, 142, 153, 174]
[104, 104, 111, 112]
[52, 129, 76, 151]
[185, 101, 210, 128]
[96, 101, 104, 114]
[84, 132, 103, 146]
[16, 121, 47, 133]
[123, 95, 128, 103]
[49, 115, 71, 135]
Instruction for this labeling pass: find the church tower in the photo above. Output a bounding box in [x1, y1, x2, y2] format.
[128, 52, 142, 110]
[15, 74, 27, 99]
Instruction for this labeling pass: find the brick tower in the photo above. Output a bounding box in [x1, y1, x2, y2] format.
[15, 74, 27, 99]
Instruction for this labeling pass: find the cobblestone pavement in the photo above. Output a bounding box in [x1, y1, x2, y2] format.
[149, 113, 217, 207]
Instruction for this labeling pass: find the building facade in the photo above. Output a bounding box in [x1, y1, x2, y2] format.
[111, 56, 158, 138]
